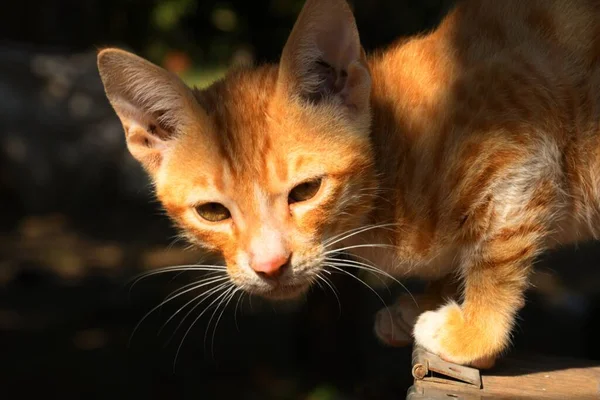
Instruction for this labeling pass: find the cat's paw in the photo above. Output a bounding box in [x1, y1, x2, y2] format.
[374, 295, 422, 347]
[413, 302, 499, 369]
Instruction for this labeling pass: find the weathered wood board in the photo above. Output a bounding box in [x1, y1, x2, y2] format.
[407, 351, 600, 399]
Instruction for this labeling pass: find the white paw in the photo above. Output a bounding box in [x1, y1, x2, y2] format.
[413, 302, 458, 356]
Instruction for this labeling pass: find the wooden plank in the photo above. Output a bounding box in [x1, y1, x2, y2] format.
[407, 354, 600, 399]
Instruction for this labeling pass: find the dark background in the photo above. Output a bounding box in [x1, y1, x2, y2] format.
[1, 1, 600, 399]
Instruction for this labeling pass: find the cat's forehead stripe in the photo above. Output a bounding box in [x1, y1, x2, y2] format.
[273, 154, 288, 183]
[214, 161, 232, 192]
[253, 183, 270, 218]
[196, 65, 279, 180]
[294, 155, 306, 172]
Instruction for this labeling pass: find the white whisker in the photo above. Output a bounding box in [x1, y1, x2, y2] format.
[233, 292, 245, 332]
[325, 257, 416, 306]
[323, 222, 401, 248]
[324, 263, 395, 339]
[325, 259, 389, 288]
[315, 273, 342, 318]
[164, 271, 225, 301]
[128, 275, 229, 346]
[323, 223, 399, 248]
[207, 287, 239, 359]
[158, 278, 230, 336]
[313, 276, 325, 291]
[324, 243, 399, 255]
[350, 191, 395, 206]
[173, 285, 235, 371]
[128, 264, 227, 291]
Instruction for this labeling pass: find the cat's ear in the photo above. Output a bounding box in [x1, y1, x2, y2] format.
[97, 48, 204, 175]
[277, 0, 371, 112]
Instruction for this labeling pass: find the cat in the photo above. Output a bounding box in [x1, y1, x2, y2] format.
[97, 0, 600, 368]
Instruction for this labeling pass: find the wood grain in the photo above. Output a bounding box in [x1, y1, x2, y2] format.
[408, 354, 600, 399]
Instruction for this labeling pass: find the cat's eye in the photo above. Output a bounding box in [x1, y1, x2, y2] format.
[288, 178, 323, 204]
[195, 202, 231, 222]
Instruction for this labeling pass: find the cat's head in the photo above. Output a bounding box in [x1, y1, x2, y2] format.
[97, 0, 375, 299]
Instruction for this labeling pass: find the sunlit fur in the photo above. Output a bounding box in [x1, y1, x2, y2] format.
[99, 0, 600, 367]
[158, 67, 376, 299]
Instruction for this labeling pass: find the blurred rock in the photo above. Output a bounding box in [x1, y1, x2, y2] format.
[0, 45, 150, 216]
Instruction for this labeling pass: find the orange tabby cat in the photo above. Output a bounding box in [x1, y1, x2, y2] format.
[97, 0, 600, 368]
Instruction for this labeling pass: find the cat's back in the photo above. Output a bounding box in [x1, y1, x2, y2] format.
[439, 0, 600, 66]
[372, 0, 600, 94]
[368, 0, 600, 249]
[369, 0, 600, 141]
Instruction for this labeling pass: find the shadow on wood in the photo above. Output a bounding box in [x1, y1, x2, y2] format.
[408, 346, 600, 399]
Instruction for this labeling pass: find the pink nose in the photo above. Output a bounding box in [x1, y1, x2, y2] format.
[250, 253, 290, 279]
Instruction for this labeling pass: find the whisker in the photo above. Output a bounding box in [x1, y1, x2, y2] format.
[324, 263, 395, 339]
[350, 191, 395, 206]
[357, 185, 397, 193]
[325, 264, 387, 307]
[133, 264, 226, 276]
[133, 264, 227, 278]
[325, 259, 389, 288]
[233, 292, 245, 332]
[341, 252, 382, 269]
[312, 276, 325, 292]
[166, 234, 185, 251]
[323, 223, 395, 247]
[128, 275, 229, 347]
[166, 270, 191, 284]
[323, 223, 399, 248]
[157, 272, 226, 322]
[322, 224, 380, 247]
[326, 257, 390, 278]
[164, 258, 217, 285]
[325, 258, 416, 306]
[158, 278, 230, 337]
[324, 243, 400, 255]
[173, 284, 235, 371]
[315, 273, 342, 318]
[204, 285, 234, 351]
[164, 271, 225, 301]
[128, 264, 227, 291]
[323, 222, 401, 248]
[208, 287, 239, 359]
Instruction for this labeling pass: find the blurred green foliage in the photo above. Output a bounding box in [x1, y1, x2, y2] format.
[306, 385, 340, 400]
[3, 0, 453, 75]
[153, 0, 198, 31]
[181, 66, 226, 88]
[145, 0, 307, 68]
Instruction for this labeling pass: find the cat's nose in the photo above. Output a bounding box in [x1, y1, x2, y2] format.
[250, 253, 291, 279]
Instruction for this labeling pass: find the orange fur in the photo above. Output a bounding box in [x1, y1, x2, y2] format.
[98, 0, 600, 366]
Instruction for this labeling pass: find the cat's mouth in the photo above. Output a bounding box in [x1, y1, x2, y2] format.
[253, 282, 310, 300]
[230, 257, 325, 300]
[239, 273, 314, 299]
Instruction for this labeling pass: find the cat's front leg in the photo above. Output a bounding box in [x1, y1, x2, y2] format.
[413, 225, 541, 368]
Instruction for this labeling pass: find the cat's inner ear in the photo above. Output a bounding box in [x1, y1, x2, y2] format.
[97, 48, 203, 175]
[277, 0, 371, 112]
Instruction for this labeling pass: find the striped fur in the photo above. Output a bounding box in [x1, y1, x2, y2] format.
[98, 0, 600, 366]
